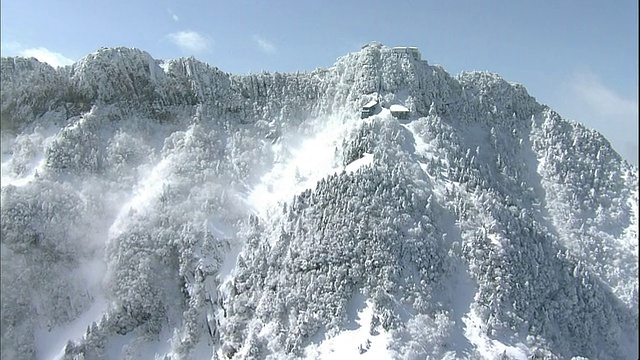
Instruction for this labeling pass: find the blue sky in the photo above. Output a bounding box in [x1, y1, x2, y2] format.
[2, 1, 638, 164]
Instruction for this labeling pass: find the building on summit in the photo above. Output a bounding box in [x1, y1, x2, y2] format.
[391, 47, 421, 61]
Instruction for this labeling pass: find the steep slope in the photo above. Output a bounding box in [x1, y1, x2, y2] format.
[1, 43, 637, 360]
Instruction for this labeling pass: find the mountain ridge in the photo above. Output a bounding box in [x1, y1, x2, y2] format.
[1, 43, 637, 360]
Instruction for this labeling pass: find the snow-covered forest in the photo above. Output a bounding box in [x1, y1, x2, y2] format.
[1, 42, 637, 359]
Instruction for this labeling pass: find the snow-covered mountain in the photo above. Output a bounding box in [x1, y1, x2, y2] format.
[1, 42, 637, 360]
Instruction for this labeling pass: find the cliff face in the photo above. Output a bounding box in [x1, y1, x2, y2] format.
[1, 43, 637, 360]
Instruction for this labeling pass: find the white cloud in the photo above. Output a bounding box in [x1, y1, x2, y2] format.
[167, 8, 179, 22]
[558, 69, 638, 165]
[0, 41, 74, 68]
[167, 31, 211, 53]
[253, 35, 276, 54]
[19, 47, 75, 68]
[569, 70, 638, 120]
[1, 40, 22, 53]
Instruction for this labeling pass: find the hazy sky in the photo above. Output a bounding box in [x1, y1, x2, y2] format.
[1, 1, 637, 164]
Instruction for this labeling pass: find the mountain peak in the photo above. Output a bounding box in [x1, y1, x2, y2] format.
[1, 44, 637, 360]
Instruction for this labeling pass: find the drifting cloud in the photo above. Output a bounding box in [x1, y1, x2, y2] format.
[0, 39, 74, 67]
[560, 69, 638, 165]
[0, 40, 74, 68]
[1, 40, 22, 53]
[167, 31, 211, 53]
[167, 8, 179, 22]
[253, 35, 277, 54]
[19, 47, 75, 68]
[569, 70, 638, 120]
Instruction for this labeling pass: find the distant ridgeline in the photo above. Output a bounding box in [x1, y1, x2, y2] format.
[1, 42, 637, 360]
[1, 43, 452, 133]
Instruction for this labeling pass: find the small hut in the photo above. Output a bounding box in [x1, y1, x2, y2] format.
[390, 104, 410, 119]
[360, 100, 379, 119]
